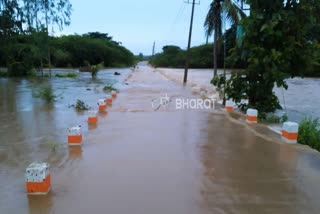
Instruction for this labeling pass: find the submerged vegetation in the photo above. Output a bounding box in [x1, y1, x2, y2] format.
[103, 85, 118, 92]
[298, 118, 320, 151]
[55, 72, 78, 78]
[72, 100, 91, 111]
[90, 62, 104, 79]
[33, 86, 57, 103]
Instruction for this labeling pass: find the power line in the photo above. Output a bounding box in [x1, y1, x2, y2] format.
[162, 1, 187, 45]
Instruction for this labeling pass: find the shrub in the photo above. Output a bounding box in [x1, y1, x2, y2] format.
[74, 100, 90, 111]
[263, 113, 288, 124]
[90, 62, 104, 79]
[298, 117, 320, 151]
[103, 85, 118, 92]
[33, 86, 56, 103]
[55, 72, 78, 78]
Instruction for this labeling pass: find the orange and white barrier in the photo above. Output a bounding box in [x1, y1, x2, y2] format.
[282, 122, 299, 143]
[25, 163, 51, 195]
[111, 90, 117, 99]
[98, 99, 107, 111]
[106, 95, 113, 105]
[246, 108, 258, 123]
[88, 110, 98, 124]
[68, 125, 82, 146]
[225, 100, 234, 111]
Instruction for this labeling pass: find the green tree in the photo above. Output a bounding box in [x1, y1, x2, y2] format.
[0, 0, 72, 76]
[218, 0, 320, 116]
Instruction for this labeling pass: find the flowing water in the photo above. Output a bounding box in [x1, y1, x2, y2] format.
[274, 77, 320, 122]
[157, 68, 320, 122]
[1, 65, 320, 213]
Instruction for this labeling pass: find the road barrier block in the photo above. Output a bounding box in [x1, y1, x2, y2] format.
[25, 163, 51, 195]
[88, 110, 98, 124]
[111, 90, 117, 99]
[246, 108, 258, 123]
[225, 100, 234, 111]
[68, 125, 82, 146]
[282, 122, 299, 143]
[106, 95, 113, 105]
[98, 99, 107, 111]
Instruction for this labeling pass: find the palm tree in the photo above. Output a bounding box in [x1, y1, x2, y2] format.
[204, 0, 245, 77]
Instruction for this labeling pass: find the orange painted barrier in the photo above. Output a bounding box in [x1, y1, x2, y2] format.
[98, 99, 107, 111]
[246, 109, 258, 123]
[225, 101, 234, 111]
[111, 90, 117, 99]
[88, 110, 98, 124]
[25, 163, 51, 195]
[282, 122, 299, 143]
[68, 126, 82, 146]
[106, 95, 113, 105]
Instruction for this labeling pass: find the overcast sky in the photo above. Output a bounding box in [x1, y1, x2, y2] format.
[60, 0, 215, 55]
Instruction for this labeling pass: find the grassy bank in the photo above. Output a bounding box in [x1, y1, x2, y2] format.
[298, 118, 320, 151]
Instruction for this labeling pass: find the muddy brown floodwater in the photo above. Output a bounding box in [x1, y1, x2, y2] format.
[1, 63, 320, 214]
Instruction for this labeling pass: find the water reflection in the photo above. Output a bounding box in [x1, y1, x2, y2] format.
[68, 147, 83, 160]
[27, 192, 53, 214]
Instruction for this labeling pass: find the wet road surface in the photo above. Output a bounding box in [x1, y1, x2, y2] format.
[1, 64, 320, 213]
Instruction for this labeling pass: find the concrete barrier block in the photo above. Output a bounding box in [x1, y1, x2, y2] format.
[282, 122, 299, 143]
[106, 95, 113, 105]
[88, 110, 98, 124]
[111, 90, 117, 98]
[25, 163, 51, 195]
[68, 125, 82, 146]
[246, 108, 258, 123]
[98, 99, 107, 111]
[225, 100, 234, 111]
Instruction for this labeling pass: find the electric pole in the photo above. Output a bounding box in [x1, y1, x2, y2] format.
[152, 41, 156, 57]
[183, 0, 199, 84]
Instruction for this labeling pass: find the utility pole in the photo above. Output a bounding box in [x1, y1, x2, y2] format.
[152, 41, 156, 57]
[183, 0, 199, 84]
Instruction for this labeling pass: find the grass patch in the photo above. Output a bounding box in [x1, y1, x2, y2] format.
[263, 113, 288, 124]
[33, 85, 56, 103]
[55, 72, 78, 78]
[298, 117, 320, 151]
[103, 85, 118, 92]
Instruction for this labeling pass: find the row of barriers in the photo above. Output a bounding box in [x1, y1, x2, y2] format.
[25, 90, 118, 195]
[225, 100, 299, 144]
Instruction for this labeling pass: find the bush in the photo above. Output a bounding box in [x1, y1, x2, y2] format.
[263, 113, 288, 124]
[90, 62, 104, 79]
[33, 86, 56, 103]
[103, 85, 118, 92]
[73, 100, 91, 111]
[55, 72, 77, 78]
[298, 117, 320, 151]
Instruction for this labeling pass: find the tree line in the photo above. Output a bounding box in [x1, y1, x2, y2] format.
[0, 1, 135, 77]
[150, 25, 244, 69]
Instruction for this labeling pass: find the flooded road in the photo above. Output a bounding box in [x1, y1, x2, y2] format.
[1, 64, 320, 213]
